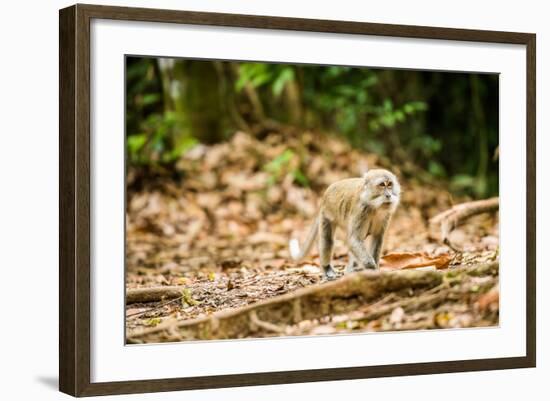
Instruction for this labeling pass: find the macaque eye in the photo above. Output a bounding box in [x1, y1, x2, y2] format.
[387, 182, 393, 188]
[378, 182, 385, 188]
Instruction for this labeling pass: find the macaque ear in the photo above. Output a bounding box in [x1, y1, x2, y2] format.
[362, 172, 372, 188]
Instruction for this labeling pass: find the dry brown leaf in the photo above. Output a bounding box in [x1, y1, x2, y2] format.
[380, 252, 451, 270]
[248, 232, 288, 246]
[477, 285, 499, 310]
[125, 130, 499, 338]
[260, 258, 287, 269]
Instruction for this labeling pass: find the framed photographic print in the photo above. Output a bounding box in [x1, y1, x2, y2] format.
[59, 3, 536, 397]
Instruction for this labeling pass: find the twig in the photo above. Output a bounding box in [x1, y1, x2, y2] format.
[126, 296, 184, 319]
[430, 197, 499, 250]
[249, 310, 286, 334]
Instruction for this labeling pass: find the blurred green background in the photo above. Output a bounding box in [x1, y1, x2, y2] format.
[126, 57, 499, 197]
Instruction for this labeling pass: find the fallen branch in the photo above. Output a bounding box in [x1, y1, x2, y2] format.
[350, 263, 499, 320]
[430, 197, 499, 250]
[355, 271, 497, 323]
[249, 310, 286, 334]
[126, 296, 184, 318]
[126, 286, 185, 304]
[127, 268, 445, 343]
[284, 262, 499, 336]
[357, 283, 450, 322]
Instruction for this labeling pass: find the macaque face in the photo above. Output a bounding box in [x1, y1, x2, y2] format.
[363, 169, 401, 208]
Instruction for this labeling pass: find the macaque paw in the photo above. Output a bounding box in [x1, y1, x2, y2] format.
[345, 261, 359, 274]
[323, 265, 337, 281]
[363, 259, 377, 270]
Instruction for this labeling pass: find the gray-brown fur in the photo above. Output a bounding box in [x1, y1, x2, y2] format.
[289, 169, 400, 280]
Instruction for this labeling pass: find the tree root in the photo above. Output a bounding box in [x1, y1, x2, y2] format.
[127, 262, 499, 344]
[126, 286, 185, 304]
[126, 263, 497, 343]
[430, 197, 499, 250]
[283, 262, 499, 335]
[249, 310, 286, 334]
[353, 273, 497, 323]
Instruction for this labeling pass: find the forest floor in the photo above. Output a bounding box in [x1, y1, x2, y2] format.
[125, 131, 499, 343]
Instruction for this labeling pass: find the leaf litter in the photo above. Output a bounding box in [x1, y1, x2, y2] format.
[125, 131, 499, 341]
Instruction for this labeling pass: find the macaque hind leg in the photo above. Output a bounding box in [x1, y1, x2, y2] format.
[345, 252, 359, 274]
[319, 216, 336, 280]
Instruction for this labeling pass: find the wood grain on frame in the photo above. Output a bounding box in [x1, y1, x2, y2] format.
[59, 3, 536, 396]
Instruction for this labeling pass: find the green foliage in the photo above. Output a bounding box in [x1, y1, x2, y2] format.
[264, 149, 294, 177]
[263, 149, 309, 187]
[369, 100, 428, 132]
[181, 288, 200, 307]
[302, 66, 379, 138]
[127, 134, 147, 155]
[236, 63, 295, 98]
[145, 317, 162, 327]
[450, 174, 476, 191]
[126, 111, 197, 165]
[291, 169, 309, 187]
[300, 66, 429, 161]
[126, 58, 199, 165]
[428, 161, 446, 178]
[126, 56, 499, 198]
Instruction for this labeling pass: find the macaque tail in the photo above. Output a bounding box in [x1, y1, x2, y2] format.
[289, 216, 319, 261]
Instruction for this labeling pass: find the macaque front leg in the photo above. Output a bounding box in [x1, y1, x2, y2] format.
[366, 235, 383, 269]
[348, 233, 376, 270]
[367, 217, 389, 269]
[348, 217, 376, 270]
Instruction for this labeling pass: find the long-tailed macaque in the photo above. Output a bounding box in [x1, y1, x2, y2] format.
[289, 169, 401, 280]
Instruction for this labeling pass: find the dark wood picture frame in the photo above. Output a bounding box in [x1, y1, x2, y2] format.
[59, 3, 536, 397]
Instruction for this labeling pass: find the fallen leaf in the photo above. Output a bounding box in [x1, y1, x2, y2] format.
[389, 307, 405, 324]
[248, 232, 288, 246]
[181, 288, 200, 307]
[477, 286, 499, 310]
[260, 258, 287, 269]
[414, 265, 437, 271]
[145, 317, 162, 327]
[380, 252, 452, 270]
[435, 312, 452, 328]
